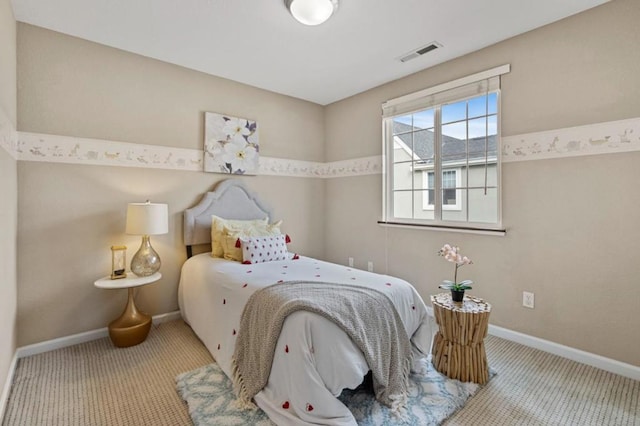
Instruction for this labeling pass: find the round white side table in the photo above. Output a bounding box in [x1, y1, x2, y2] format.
[94, 272, 161, 347]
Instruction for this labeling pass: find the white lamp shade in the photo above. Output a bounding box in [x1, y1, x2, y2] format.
[126, 202, 169, 235]
[287, 0, 337, 26]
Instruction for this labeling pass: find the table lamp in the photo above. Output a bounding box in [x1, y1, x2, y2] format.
[126, 201, 168, 276]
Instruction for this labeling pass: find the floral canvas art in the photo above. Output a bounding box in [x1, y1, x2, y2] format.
[204, 112, 259, 174]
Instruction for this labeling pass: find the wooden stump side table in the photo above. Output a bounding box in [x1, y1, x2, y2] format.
[431, 292, 491, 384]
[94, 272, 161, 348]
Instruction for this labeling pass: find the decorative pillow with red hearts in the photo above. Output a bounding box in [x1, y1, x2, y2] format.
[239, 234, 290, 264]
[221, 221, 283, 262]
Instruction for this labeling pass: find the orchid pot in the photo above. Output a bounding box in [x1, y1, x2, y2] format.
[451, 289, 465, 302]
[437, 244, 474, 303]
[439, 280, 473, 302]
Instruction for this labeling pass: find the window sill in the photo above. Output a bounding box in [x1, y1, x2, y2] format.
[377, 221, 506, 236]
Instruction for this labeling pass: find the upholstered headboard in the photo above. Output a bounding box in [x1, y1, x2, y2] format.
[184, 179, 273, 257]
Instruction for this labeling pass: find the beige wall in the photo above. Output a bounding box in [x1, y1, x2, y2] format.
[325, 0, 640, 366]
[17, 24, 325, 161]
[0, 0, 16, 125]
[16, 25, 326, 346]
[17, 163, 324, 344]
[0, 0, 17, 400]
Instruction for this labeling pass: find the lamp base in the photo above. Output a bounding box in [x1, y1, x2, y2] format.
[131, 235, 161, 277]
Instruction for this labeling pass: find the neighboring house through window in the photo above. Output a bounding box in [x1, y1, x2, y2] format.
[382, 65, 510, 231]
[423, 169, 461, 211]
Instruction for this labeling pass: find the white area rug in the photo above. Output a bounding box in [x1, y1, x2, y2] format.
[176, 357, 492, 425]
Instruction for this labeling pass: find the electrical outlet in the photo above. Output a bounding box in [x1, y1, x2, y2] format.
[523, 291, 535, 309]
[367, 261, 374, 272]
[348, 257, 354, 267]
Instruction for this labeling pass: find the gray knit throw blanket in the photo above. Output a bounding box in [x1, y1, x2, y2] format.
[231, 281, 413, 413]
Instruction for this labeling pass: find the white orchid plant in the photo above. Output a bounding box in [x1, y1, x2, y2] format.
[438, 244, 473, 291]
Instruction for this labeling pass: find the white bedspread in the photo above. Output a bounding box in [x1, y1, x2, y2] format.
[178, 254, 432, 425]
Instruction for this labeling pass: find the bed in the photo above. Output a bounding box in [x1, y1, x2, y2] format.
[178, 179, 433, 425]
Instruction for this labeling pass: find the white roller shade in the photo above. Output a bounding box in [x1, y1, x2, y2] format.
[382, 64, 510, 118]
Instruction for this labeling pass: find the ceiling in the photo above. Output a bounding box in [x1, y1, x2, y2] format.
[11, 0, 608, 105]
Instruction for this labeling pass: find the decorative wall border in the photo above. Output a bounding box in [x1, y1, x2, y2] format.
[318, 156, 382, 178]
[18, 132, 204, 171]
[258, 155, 381, 178]
[16, 132, 382, 178]
[15, 116, 640, 176]
[502, 117, 640, 163]
[0, 107, 18, 160]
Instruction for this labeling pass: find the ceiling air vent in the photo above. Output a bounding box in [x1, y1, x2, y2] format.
[398, 42, 442, 63]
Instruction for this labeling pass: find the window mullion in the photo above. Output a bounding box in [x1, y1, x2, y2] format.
[411, 124, 416, 219]
[484, 91, 489, 196]
[383, 120, 392, 221]
[434, 107, 442, 223]
[465, 102, 470, 223]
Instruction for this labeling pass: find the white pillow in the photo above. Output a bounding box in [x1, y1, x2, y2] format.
[221, 220, 283, 261]
[210, 215, 268, 258]
[240, 234, 289, 264]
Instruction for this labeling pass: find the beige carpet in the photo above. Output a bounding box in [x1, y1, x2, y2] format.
[445, 337, 639, 426]
[2, 320, 213, 426]
[3, 319, 639, 425]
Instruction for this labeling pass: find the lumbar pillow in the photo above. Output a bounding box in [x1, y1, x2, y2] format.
[221, 220, 283, 262]
[239, 234, 290, 264]
[210, 215, 268, 258]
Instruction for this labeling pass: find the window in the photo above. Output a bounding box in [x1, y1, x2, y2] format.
[423, 169, 461, 211]
[382, 65, 509, 231]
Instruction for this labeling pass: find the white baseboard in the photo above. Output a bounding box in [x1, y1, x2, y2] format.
[15, 310, 182, 359]
[425, 306, 639, 381]
[150, 310, 183, 325]
[16, 328, 109, 359]
[487, 324, 640, 381]
[0, 353, 18, 423]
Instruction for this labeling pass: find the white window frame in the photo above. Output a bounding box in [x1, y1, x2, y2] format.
[381, 65, 509, 232]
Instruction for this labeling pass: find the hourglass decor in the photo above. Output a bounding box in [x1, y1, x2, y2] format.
[110, 245, 127, 279]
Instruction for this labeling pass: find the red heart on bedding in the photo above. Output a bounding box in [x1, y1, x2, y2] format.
[306, 403, 314, 412]
[282, 401, 290, 409]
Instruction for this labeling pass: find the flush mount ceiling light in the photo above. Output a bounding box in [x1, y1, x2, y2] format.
[285, 0, 339, 26]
